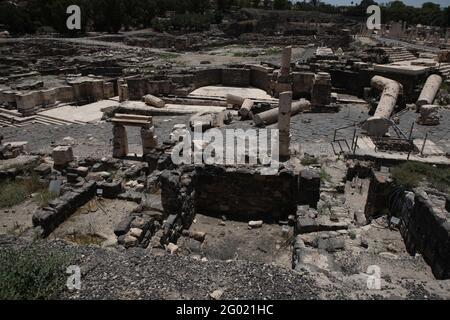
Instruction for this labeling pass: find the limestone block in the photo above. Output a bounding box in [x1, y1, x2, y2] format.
[103, 82, 115, 99]
[119, 84, 128, 102]
[52, 146, 74, 166]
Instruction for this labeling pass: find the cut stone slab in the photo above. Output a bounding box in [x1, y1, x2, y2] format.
[189, 85, 274, 100]
[38, 99, 119, 123]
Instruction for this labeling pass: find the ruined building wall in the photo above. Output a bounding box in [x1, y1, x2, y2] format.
[160, 165, 321, 222]
[194, 166, 298, 221]
[395, 193, 450, 280]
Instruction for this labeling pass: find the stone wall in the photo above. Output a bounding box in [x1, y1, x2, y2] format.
[393, 192, 450, 279]
[221, 68, 251, 87]
[32, 181, 97, 237]
[159, 165, 321, 222]
[1, 79, 115, 115]
[249, 65, 272, 92]
[195, 165, 298, 221]
[193, 68, 222, 88]
[159, 167, 196, 244]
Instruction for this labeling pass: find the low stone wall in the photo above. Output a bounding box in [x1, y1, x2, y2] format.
[249, 65, 272, 92]
[222, 68, 251, 87]
[394, 192, 450, 279]
[193, 68, 222, 88]
[127, 77, 174, 100]
[32, 181, 97, 237]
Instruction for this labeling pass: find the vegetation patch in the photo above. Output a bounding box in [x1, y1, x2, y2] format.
[320, 168, 332, 183]
[64, 233, 106, 246]
[0, 175, 47, 208]
[36, 190, 58, 208]
[301, 155, 319, 166]
[0, 243, 72, 300]
[157, 52, 180, 61]
[391, 162, 450, 193]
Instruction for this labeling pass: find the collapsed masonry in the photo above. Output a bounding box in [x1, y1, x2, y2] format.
[1, 76, 117, 116]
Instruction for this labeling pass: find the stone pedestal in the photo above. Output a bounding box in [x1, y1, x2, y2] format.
[311, 72, 332, 107]
[113, 125, 128, 158]
[52, 146, 74, 167]
[119, 84, 128, 103]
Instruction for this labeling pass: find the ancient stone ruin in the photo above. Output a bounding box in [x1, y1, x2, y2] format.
[1, 3, 450, 301]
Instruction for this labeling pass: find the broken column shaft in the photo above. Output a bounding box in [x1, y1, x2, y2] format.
[362, 76, 402, 137]
[280, 46, 292, 78]
[238, 99, 254, 119]
[254, 99, 311, 127]
[226, 94, 245, 107]
[144, 94, 165, 108]
[417, 74, 442, 108]
[278, 91, 293, 159]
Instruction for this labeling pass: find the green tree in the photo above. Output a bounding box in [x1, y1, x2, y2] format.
[273, 0, 291, 10]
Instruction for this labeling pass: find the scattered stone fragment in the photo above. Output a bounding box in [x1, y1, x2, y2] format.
[166, 243, 179, 255]
[248, 220, 263, 229]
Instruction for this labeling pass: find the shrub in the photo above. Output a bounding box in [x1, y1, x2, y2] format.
[0, 243, 72, 300]
[391, 162, 450, 193]
[320, 168, 332, 183]
[301, 155, 319, 166]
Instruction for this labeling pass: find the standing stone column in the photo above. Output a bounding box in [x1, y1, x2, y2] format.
[141, 126, 158, 155]
[281, 46, 292, 78]
[118, 79, 128, 103]
[278, 91, 293, 160]
[113, 125, 128, 158]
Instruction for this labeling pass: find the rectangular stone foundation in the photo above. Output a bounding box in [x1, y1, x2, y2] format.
[160, 165, 321, 222]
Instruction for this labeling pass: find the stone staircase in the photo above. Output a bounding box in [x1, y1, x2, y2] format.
[0, 108, 81, 128]
[437, 63, 450, 83]
[382, 47, 416, 63]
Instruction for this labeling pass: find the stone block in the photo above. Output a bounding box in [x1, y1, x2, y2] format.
[52, 146, 74, 166]
[114, 216, 135, 237]
[98, 180, 123, 199]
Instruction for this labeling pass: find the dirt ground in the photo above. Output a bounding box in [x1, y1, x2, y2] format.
[0, 199, 38, 236]
[48, 198, 139, 247]
[178, 214, 293, 269]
